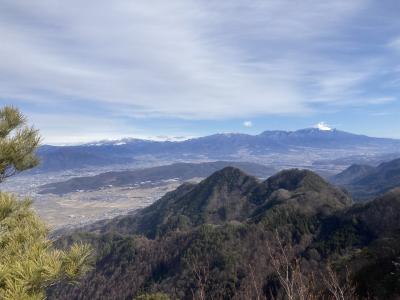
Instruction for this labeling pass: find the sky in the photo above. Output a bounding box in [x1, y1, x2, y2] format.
[1, 0, 400, 144]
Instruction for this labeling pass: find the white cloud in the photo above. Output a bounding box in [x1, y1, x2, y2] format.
[243, 121, 252, 128]
[314, 122, 332, 131]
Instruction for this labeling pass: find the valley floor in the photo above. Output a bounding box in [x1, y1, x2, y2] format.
[2, 170, 201, 230]
[34, 184, 181, 229]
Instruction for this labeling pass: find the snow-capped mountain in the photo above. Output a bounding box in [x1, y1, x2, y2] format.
[35, 128, 400, 172]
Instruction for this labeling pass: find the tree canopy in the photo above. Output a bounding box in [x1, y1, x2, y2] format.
[0, 105, 92, 299]
[0, 106, 41, 182]
[0, 192, 92, 299]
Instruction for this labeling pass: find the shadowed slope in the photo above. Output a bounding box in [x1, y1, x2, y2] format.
[332, 157, 400, 200]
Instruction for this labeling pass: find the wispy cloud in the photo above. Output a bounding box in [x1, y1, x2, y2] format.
[0, 0, 399, 142]
[370, 111, 392, 117]
[367, 97, 396, 105]
[387, 37, 400, 51]
[243, 121, 252, 128]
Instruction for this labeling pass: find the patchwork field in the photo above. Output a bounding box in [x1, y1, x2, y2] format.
[34, 183, 182, 230]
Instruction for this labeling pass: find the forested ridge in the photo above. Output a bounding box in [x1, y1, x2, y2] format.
[48, 168, 400, 299]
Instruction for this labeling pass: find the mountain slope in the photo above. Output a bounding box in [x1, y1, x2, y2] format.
[89, 168, 351, 238]
[332, 157, 400, 199]
[331, 164, 375, 185]
[90, 167, 268, 238]
[348, 188, 400, 236]
[261, 169, 351, 215]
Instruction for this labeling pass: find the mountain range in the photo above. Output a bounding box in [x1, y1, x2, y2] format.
[38, 161, 276, 195]
[332, 157, 400, 199]
[35, 128, 400, 172]
[48, 167, 400, 299]
[87, 167, 351, 238]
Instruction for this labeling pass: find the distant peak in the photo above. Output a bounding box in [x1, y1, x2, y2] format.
[314, 122, 332, 131]
[213, 166, 248, 177]
[265, 168, 327, 191]
[202, 166, 255, 187]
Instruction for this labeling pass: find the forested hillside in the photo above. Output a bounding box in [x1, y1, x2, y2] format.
[332, 157, 400, 200]
[48, 168, 400, 299]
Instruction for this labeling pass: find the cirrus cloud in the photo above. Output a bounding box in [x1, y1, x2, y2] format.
[0, 0, 400, 143]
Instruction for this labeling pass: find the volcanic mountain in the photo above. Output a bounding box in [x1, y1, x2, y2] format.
[35, 128, 400, 172]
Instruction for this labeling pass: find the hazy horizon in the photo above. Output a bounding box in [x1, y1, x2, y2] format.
[43, 122, 400, 146]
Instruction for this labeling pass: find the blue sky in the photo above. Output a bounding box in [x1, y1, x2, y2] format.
[1, 1, 400, 144]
